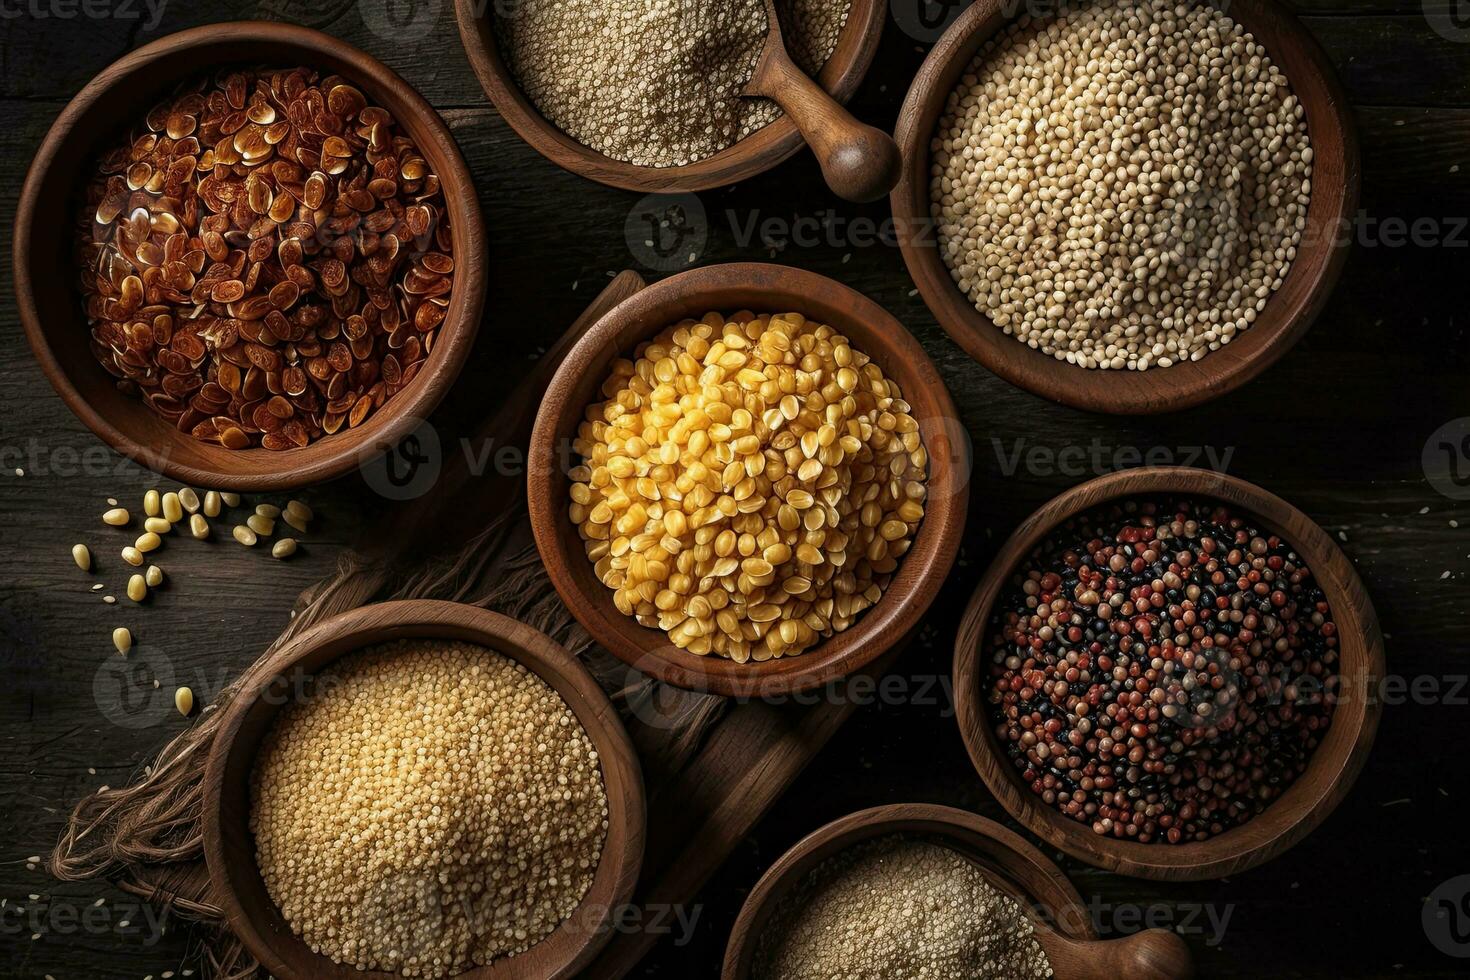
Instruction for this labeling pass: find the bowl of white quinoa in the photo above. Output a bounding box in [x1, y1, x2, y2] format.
[892, 0, 1358, 415]
[453, 0, 886, 191]
[202, 599, 645, 980]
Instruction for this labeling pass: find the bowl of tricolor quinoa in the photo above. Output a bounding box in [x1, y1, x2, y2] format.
[952, 467, 1385, 880]
[892, 0, 1358, 414]
[202, 599, 645, 979]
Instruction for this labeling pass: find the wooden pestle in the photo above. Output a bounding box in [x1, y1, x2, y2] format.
[743, 0, 902, 202]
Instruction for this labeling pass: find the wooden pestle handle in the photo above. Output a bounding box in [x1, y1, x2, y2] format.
[745, 6, 901, 203]
[1035, 925, 1195, 980]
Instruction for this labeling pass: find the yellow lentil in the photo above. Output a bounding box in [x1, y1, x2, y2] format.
[569, 312, 928, 663]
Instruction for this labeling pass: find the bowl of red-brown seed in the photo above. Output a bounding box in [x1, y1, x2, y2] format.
[954, 466, 1385, 881]
[15, 22, 486, 490]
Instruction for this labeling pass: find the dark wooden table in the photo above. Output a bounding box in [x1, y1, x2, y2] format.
[2, 1, 1467, 977]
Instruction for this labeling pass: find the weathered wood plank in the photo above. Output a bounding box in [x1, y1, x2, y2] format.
[4, 2, 1469, 978]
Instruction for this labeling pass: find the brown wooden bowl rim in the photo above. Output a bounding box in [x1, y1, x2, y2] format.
[14, 21, 487, 491]
[526, 261, 968, 697]
[452, 0, 886, 192]
[201, 598, 646, 980]
[720, 802, 1098, 978]
[952, 466, 1385, 880]
[890, 0, 1361, 415]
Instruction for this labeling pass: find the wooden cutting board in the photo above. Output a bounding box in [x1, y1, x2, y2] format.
[386, 271, 898, 978]
[114, 272, 891, 977]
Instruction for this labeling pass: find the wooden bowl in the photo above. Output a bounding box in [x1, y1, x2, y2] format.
[14, 22, 487, 491]
[724, 803, 1119, 978]
[953, 467, 1384, 880]
[453, 0, 885, 192]
[527, 262, 967, 698]
[201, 599, 645, 980]
[891, 0, 1359, 414]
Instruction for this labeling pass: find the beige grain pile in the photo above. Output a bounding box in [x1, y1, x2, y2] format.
[754, 837, 1053, 980]
[497, 0, 851, 166]
[931, 0, 1312, 370]
[250, 639, 608, 977]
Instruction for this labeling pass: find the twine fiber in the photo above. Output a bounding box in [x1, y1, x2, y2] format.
[49, 504, 728, 979]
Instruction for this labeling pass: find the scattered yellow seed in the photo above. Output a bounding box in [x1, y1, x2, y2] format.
[102, 595, 116, 604]
[121, 546, 144, 566]
[285, 499, 314, 523]
[202, 491, 222, 517]
[161, 492, 183, 523]
[178, 487, 200, 513]
[233, 526, 258, 547]
[112, 627, 131, 655]
[127, 574, 147, 603]
[143, 517, 172, 534]
[174, 686, 194, 717]
[145, 565, 164, 588]
[143, 490, 161, 517]
[282, 511, 309, 533]
[255, 503, 281, 519]
[72, 544, 91, 571]
[102, 508, 130, 526]
[189, 514, 210, 539]
[135, 532, 162, 553]
[246, 514, 275, 536]
[272, 538, 298, 559]
[221, 492, 241, 507]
